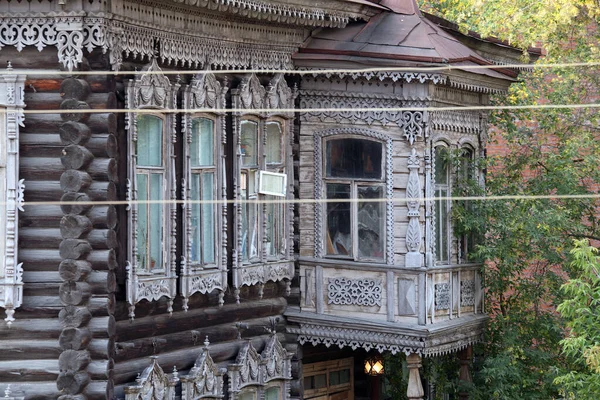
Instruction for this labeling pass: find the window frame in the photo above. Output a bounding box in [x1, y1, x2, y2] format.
[0, 68, 25, 326]
[180, 71, 228, 310]
[303, 357, 354, 400]
[231, 74, 295, 302]
[126, 59, 179, 319]
[314, 129, 394, 265]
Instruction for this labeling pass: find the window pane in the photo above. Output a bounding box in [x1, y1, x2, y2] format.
[435, 146, 448, 185]
[339, 368, 350, 384]
[266, 195, 285, 257]
[357, 185, 385, 259]
[326, 183, 352, 256]
[265, 386, 281, 400]
[314, 373, 327, 389]
[266, 121, 283, 164]
[241, 120, 258, 166]
[326, 139, 382, 180]
[435, 188, 449, 263]
[330, 371, 340, 386]
[137, 115, 162, 167]
[239, 392, 256, 400]
[241, 171, 259, 261]
[202, 172, 215, 264]
[136, 173, 148, 270]
[191, 118, 214, 167]
[190, 173, 201, 264]
[149, 173, 163, 270]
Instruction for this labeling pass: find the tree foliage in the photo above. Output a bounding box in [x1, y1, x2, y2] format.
[412, 1, 600, 398]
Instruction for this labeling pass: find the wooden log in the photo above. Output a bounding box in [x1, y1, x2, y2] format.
[88, 249, 118, 271]
[59, 238, 92, 259]
[56, 371, 90, 395]
[87, 360, 110, 380]
[0, 340, 61, 361]
[61, 170, 92, 192]
[19, 249, 62, 270]
[85, 380, 112, 400]
[20, 205, 63, 228]
[88, 205, 118, 229]
[115, 298, 287, 341]
[59, 327, 92, 351]
[88, 157, 118, 183]
[20, 228, 67, 249]
[59, 260, 92, 282]
[60, 99, 90, 122]
[18, 296, 108, 317]
[28, 93, 115, 111]
[60, 78, 91, 100]
[0, 318, 62, 340]
[60, 121, 92, 145]
[0, 381, 59, 399]
[59, 281, 92, 306]
[60, 215, 93, 239]
[58, 349, 91, 372]
[60, 193, 92, 215]
[20, 133, 64, 158]
[23, 270, 62, 283]
[88, 229, 118, 250]
[22, 281, 62, 297]
[23, 113, 117, 135]
[58, 395, 86, 400]
[0, 359, 59, 382]
[87, 74, 116, 93]
[88, 133, 118, 158]
[87, 181, 118, 202]
[61, 145, 95, 170]
[59, 306, 92, 328]
[89, 338, 115, 360]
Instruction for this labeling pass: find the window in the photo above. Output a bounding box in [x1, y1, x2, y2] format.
[434, 145, 451, 264]
[180, 72, 227, 309]
[324, 138, 386, 261]
[126, 59, 178, 318]
[304, 358, 354, 400]
[458, 147, 476, 262]
[239, 119, 288, 263]
[0, 70, 25, 325]
[265, 385, 282, 400]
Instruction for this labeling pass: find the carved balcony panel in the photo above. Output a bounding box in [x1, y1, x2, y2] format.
[290, 259, 485, 357]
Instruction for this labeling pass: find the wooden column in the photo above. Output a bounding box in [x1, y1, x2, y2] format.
[406, 353, 424, 400]
[458, 345, 473, 400]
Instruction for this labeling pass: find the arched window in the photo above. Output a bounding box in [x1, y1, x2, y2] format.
[324, 137, 386, 261]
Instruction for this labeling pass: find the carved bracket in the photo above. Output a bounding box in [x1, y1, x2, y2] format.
[0, 65, 26, 325]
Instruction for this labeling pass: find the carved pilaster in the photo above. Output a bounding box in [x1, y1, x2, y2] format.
[0, 64, 26, 325]
[406, 149, 423, 268]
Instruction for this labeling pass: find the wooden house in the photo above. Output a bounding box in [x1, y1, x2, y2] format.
[0, 0, 536, 399]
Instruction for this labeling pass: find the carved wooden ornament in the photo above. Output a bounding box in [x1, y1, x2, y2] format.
[181, 337, 225, 400]
[0, 64, 25, 325]
[125, 59, 180, 319]
[124, 357, 179, 400]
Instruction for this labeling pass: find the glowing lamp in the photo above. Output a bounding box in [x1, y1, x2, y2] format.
[364, 355, 384, 376]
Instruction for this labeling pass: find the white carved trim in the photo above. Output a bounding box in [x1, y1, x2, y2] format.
[405, 149, 423, 268]
[228, 341, 262, 397]
[180, 71, 228, 310]
[0, 65, 25, 326]
[124, 357, 179, 400]
[299, 69, 446, 84]
[181, 338, 225, 400]
[313, 128, 394, 264]
[125, 58, 179, 319]
[0, 14, 298, 71]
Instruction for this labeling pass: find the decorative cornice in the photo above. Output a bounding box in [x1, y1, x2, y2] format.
[288, 321, 484, 357]
[169, 0, 357, 28]
[300, 70, 447, 84]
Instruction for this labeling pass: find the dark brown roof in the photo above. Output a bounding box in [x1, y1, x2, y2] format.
[296, 0, 515, 80]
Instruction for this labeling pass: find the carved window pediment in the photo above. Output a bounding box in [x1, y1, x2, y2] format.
[234, 74, 295, 118]
[0, 65, 25, 326]
[125, 357, 179, 400]
[228, 341, 263, 395]
[126, 59, 180, 319]
[182, 338, 225, 400]
[261, 334, 292, 384]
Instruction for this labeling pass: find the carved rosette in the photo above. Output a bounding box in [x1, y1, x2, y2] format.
[181, 338, 225, 400]
[405, 149, 423, 268]
[125, 59, 179, 319]
[180, 71, 229, 310]
[327, 278, 383, 307]
[0, 65, 26, 325]
[124, 357, 179, 400]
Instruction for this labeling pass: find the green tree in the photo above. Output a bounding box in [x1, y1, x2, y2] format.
[416, 1, 600, 398]
[555, 240, 600, 399]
